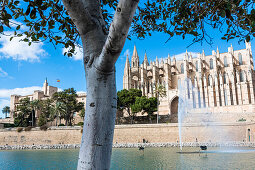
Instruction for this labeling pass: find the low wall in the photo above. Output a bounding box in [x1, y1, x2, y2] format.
[0, 122, 255, 146]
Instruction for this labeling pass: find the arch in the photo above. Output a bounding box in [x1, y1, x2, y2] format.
[238, 53, 243, 65]
[210, 58, 213, 69]
[170, 96, 179, 123]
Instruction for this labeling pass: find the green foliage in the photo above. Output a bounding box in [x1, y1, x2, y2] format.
[154, 84, 167, 98]
[52, 88, 84, 126]
[38, 114, 47, 126]
[2, 0, 253, 58]
[238, 118, 246, 122]
[14, 98, 31, 127]
[77, 122, 84, 126]
[79, 108, 85, 119]
[2, 106, 10, 118]
[58, 123, 65, 126]
[117, 89, 142, 110]
[131, 96, 157, 118]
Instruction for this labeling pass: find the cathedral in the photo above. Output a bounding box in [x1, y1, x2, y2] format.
[123, 42, 255, 123]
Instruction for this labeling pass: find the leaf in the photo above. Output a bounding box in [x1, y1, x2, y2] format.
[0, 25, 3, 33]
[16, 25, 21, 30]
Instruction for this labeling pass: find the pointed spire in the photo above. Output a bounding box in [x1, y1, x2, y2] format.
[125, 54, 130, 68]
[132, 45, 138, 58]
[131, 45, 139, 67]
[216, 47, 220, 58]
[228, 44, 234, 54]
[143, 52, 148, 66]
[44, 77, 48, 84]
[161, 58, 164, 65]
[202, 50, 205, 59]
[167, 54, 171, 65]
[156, 56, 159, 67]
[245, 40, 251, 50]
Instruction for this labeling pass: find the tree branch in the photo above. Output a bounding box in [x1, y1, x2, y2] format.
[62, 0, 99, 35]
[95, 0, 140, 72]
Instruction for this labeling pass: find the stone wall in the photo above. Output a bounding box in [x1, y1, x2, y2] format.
[0, 123, 255, 146]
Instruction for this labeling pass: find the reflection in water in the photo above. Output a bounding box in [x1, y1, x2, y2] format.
[0, 147, 255, 170]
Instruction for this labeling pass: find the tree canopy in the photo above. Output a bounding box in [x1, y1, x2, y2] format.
[1, 0, 255, 56]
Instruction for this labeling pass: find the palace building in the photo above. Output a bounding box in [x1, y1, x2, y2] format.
[9, 79, 86, 125]
[123, 42, 255, 123]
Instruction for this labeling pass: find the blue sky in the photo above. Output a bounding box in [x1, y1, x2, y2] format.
[0, 20, 254, 118]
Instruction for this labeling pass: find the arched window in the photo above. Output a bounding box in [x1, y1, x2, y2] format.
[224, 56, 228, 67]
[195, 61, 198, 72]
[208, 76, 210, 86]
[210, 59, 213, 69]
[223, 73, 226, 84]
[239, 53, 243, 65]
[240, 71, 244, 82]
[181, 63, 184, 74]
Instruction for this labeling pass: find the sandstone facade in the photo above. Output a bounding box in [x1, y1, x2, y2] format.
[123, 42, 255, 122]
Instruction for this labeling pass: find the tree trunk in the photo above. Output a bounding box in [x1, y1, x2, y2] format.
[77, 68, 116, 170]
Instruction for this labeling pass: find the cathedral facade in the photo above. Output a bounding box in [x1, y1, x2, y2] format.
[123, 42, 255, 123]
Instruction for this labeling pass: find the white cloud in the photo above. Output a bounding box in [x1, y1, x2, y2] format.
[0, 86, 42, 118]
[9, 20, 28, 31]
[0, 86, 42, 98]
[0, 32, 47, 62]
[63, 46, 83, 61]
[119, 49, 130, 61]
[172, 52, 200, 61]
[0, 67, 8, 77]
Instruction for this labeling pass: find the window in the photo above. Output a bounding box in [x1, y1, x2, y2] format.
[224, 56, 228, 67]
[208, 76, 210, 86]
[181, 63, 184, 74]
[223, 73, 226, 84]
[195, 61, 198, 72]
[210, 59, 213, 69]
[239, 53, 243, 65]
[240, 71, 244, 82]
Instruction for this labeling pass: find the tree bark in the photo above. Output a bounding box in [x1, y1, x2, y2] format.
[62, 0, 139, 169]
[78, 68, 116, 169]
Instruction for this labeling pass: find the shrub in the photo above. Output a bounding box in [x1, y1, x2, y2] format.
[77, 122, 84, 126]
[58, 124, 65, 126]
[40, 125, 48, 131]
[238, 118, 246, 122]
[17, 127, 23, 132]
[24, 126, 32, 131]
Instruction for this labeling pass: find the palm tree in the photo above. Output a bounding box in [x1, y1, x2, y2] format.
[30, 100, 41, 126]
[2, 106, 10, 118]
[154, 84, 167, 124]
[53, 101, 65, 126]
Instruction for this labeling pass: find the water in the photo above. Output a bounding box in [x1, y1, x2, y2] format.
[1, 147, 255, 169]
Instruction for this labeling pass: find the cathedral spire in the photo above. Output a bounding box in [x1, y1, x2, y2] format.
[125, 54, 130, 69]
[156, 56, 159, 67]
[131, 45, 139, 67]
[217, 46, 220, 58]
[143, 52, 149, 66]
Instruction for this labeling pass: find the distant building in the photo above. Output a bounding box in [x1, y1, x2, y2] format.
[123, 42, 255, 123]
[9, 79, 86, 124]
